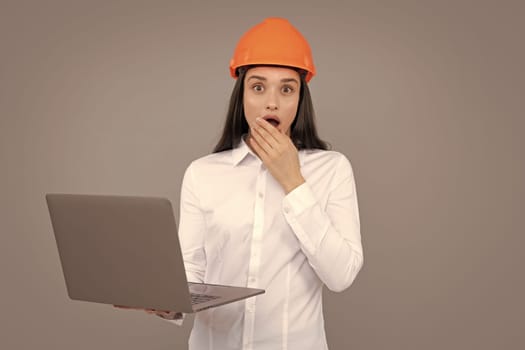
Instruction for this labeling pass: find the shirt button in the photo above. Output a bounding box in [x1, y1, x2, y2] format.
[258, 192, 264, 198]
[284, 206, 290, 214]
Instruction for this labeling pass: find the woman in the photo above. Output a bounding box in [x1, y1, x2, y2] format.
[122, 17, 363, 350]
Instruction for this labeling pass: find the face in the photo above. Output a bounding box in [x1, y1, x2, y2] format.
[243, 66, 301, 136]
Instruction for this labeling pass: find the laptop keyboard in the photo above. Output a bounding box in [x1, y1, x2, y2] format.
[191, 293, 220, 305]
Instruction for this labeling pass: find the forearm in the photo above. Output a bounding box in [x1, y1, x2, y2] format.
[283, 180, 363, 292]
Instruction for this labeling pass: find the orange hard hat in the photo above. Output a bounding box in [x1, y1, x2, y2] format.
[229, 17, 316, 82]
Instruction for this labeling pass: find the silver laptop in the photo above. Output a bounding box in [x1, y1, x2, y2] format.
[45, 193, 264, 313]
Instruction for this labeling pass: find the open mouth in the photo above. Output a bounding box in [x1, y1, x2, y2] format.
[263, 116, 280, 128]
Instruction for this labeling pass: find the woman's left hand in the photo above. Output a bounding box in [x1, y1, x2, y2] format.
[248, 117, 305, 194]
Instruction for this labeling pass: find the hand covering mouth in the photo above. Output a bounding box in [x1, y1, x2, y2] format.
[262, 115, 280, 127]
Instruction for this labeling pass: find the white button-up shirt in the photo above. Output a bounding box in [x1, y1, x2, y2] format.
[178, 137, 363, 350]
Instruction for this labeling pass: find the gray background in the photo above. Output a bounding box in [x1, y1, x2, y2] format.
[1, 0, 524, 349]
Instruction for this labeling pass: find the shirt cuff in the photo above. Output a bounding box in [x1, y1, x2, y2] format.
[160, 312, 185, 325]
[282, 182, 317, 216]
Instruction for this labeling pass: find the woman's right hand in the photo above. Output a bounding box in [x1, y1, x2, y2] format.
[113, 305, 182, 320]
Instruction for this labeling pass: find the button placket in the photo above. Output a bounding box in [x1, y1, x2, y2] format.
[242, 166, 267, 349]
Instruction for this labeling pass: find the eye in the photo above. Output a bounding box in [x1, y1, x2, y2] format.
[252, 84, 264, 92]
[282, 85, 295, 94]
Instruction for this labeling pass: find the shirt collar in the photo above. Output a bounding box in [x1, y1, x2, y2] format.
[232, 135, 256, 167]
[231, 134, 306, 167]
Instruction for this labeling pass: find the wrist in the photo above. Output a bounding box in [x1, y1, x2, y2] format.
[283, 176, 305, 194]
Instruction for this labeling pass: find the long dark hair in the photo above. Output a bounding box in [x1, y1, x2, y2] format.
[213, 66, 330, 153]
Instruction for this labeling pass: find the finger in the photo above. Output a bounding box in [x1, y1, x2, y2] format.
[155, 311, 174, 319]
[248, 134, 270, 161]
[251, 126, 275, 153]
[253, 127, 289, 161]
[114, 305, 141, 310]
[255, 118, 283, 143]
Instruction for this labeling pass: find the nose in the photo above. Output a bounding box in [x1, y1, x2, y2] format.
[265, 90, 279, 111]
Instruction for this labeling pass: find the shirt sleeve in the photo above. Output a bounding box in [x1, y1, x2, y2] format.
[282, 154, 364, 292]
[160, 163, 205, 327]
[178, 162, 207, 283]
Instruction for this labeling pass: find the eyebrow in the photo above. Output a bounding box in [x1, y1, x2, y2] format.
[247, 75, 299, 84]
